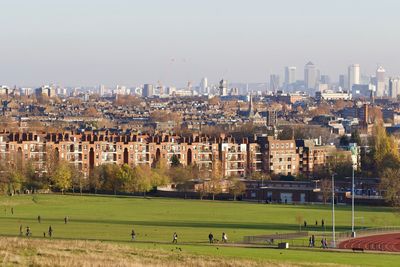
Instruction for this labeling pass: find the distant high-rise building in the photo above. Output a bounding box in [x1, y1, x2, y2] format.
[200, 77, 208, 94]
[35, 85, 55, 98]
[219, 79, 228, 96]
[99, 84, 105, 96]
[348, 64, 360, 92]
[339, 74, 348, 90]
[269, 74, 280, 92]
[389, 77, 400, 99]
[284, 66, 296, 85]
[376, 66, 386, 97]
[142, 84, 154, 97]
[304, 61, 317, 90]
[320, 75, 330, 85]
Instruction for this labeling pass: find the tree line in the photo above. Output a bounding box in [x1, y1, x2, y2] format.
[0, 154, 246, 200]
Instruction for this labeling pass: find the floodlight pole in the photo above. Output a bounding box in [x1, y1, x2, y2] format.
[351, 166, 355, 235]
[332, 173, 336, 248]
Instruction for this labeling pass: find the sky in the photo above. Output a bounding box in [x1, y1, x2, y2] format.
[1, 0, 400, 87]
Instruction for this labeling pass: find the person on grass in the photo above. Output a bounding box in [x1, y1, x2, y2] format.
[48, 226, 53, 238]
[172, 232, 178, 244]
[208, 233, 214, 243]
[222, 232, 228, 243]
[131, 228, 136, 241]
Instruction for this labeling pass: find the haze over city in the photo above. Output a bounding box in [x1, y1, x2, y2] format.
[1, 0, 400, 86]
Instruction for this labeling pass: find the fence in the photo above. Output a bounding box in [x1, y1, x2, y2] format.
[335, 226, 400, 242]
[243, 226, 400, 248]
[243, 232, 308, 244]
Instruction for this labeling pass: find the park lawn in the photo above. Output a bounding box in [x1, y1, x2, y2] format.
[2, 237, 400, 267]
[132, 242, 400, 267]
[0, 194, 400, 266]
[0, 194, 398, 243]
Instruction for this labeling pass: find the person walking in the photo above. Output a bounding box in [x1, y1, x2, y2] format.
[37, 215, 41, 223]
[304, 221, 307, 228]
[208, 233, 214, 243]
[19, 225, 23, 236]
[131, 228, 136, 241]
[64, 216, 68, 224]
[11, 207, 14, 215]
[172, 232, 178, 244]
[311, 235, 315, 247]
[26, 226, 31, 237]
[321, 219, 325, 228]
[222, 232, 228, 243]
[48, 226, 53, 238]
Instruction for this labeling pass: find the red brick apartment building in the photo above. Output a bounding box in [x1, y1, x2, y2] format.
[0, 131, 338, 178]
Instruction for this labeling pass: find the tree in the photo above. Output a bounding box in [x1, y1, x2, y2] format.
[380, 168, 400, 207]
[51, 161, 72, 194]
[8, 169, 25, 195]
[229, 177, 246, 201]
[320, 178, 332, 204]
[89, 166, 104, 194]
[350, 130, 361, 145]
[70, 165, 86, 195]
[372, 123, 399, 172]
[170, 154, 181, 167]
[135, 164, 153, 196]
[117, 164, 137, 193]
[102, 164, 122, 195]
[169, 165, 193, 198]
[209, 159, 224, 200]
[151, 161, 170, 189]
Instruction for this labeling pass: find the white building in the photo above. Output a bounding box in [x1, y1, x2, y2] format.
[304, 61, 317, 90]
[315, 90, 352, 101]
[376, 66, 386, 97]
[389, 77, 400, 99]
[200, 77, 208, 94]
[285, 66, 296, 85]
[348, 64, 360, 92]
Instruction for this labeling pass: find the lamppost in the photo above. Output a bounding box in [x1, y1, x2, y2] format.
[351, 165, 355, 237]
[349, 143, 358, 238]
[332, 173, 336, 248]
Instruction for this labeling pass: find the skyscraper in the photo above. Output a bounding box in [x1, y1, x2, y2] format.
[284, 66, 296, 85]
[269, 74, 280, 93]
[376, 66, 386, 97]
[389, 77, 400, 99]
[219, 79, 228, 96]
[339, 74, 348, 90]
[304, 61, 317, 90]
[348, 64, 360, 92]
[200, 77, 208, 94]
[320, 75, 330, 85]
[98, 84, 105, 96]
[142, 84, 154, 97]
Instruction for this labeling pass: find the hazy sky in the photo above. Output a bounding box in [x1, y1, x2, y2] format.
[1, 0, 400, 87]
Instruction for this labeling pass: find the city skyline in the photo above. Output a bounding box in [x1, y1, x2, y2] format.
[1, 0, 400, 86]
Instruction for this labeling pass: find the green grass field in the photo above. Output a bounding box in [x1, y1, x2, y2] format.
[0, 194, 399, 266]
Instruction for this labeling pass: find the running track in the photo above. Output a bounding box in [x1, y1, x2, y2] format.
[339, 233, 400, 252]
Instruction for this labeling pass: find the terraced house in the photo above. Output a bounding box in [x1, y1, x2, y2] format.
[0, 130, 341, 179]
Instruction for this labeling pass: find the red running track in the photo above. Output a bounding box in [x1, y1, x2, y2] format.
[339, 233, 400, 252]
